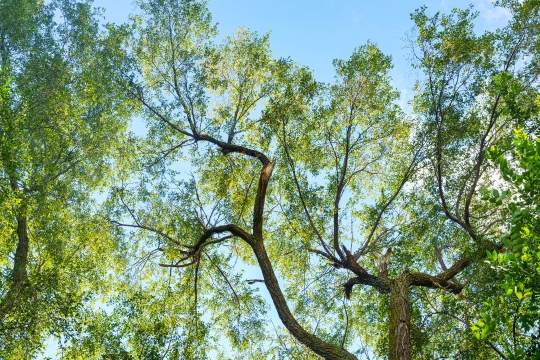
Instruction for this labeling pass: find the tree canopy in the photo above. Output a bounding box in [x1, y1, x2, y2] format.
[1, 0, 539, 359]
[0, 0, 131, 356]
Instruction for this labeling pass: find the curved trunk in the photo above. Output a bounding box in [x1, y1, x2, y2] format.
[389, 272, 411, 360]
[250, 240, 358, 360]
[246, 158, 357, 359]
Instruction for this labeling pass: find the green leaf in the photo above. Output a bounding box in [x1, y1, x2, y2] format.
[507, 288, 514, 296]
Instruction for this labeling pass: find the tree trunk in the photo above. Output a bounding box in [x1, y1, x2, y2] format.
[250, 240, 358, 360]
[12, 216, 30, 285]
[389, 272, 411, 360]
[0, 215, 30, 318]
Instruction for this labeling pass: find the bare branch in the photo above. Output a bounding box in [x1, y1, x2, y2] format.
[205, 252, 242, 313]
[106, 218, 183, 247]
[246, 279, 264, 285]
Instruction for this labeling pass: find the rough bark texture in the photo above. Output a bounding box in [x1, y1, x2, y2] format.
[389, 272, 411, 360]
[343, 274, 391, 298]
[253, 161, 274, 239]
[408, 259, 472, 294]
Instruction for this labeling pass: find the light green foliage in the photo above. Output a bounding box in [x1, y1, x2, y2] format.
[473, 129, 540, 359]
[0, 0, 131, 357]
[389, 1, 540, 358]
[95, 0, 409, 357]
[91, 0, 539, 358]
[2, 0, 540, 358]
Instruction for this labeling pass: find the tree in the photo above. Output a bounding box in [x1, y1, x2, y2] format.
[472, 129, 540, 359]
[4, 0, 537, 358]
[0, 0, 131, 356]
[397, 3, 540, 358]
[69, 0, 539, 359]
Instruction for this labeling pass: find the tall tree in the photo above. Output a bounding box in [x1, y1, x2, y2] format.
[471, 131, 540, 359]
[403, 2, 540, 358]
[0, 0, 131, 356]
[65, 0, 540, 359]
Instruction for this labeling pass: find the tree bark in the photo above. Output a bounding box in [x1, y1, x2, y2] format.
[0, 215, 30, 318]
[12, 216, 30, 286]
[389, 272, 411, 360]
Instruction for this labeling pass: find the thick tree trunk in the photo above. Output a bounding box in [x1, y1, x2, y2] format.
[389, 272, 411, 360]
[0, 215, 30, 318]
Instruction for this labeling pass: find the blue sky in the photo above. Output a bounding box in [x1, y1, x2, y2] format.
[42, 0, 511, 358]
[93, 0, 511, 106]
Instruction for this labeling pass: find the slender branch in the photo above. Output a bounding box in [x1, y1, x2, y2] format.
[354, 145, 421, 260]
[513, 299, 523, 353]
[282, 129, 335, 259]
[463, 94, 500, 231]
[488, 342, 508, 360]
[127, 82, 194, 137]
[204, 252, 242, 314]
[146, 139, 192, 167]
[341, 297, 349, 348]
[127, 76, 271, 166]
[107, 218, 183, 247]
[309, 248, 337, 262]
[332, 123, 354, 261]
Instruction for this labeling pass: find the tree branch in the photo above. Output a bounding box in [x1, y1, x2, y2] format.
[252, 160, 275, 239]
[408, 258, 473, 294]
